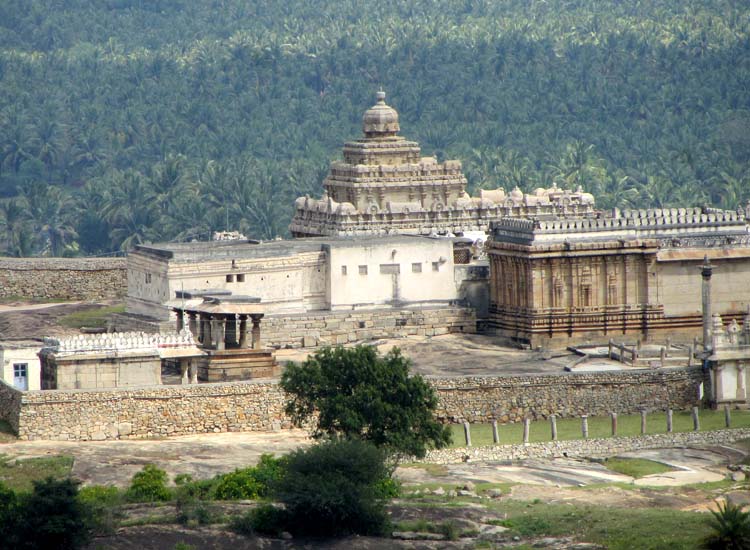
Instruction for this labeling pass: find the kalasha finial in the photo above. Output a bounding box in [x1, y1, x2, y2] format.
[376, 89, 386, 103]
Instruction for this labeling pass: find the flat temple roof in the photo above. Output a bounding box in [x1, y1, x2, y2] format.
[132, 234, 448, 261]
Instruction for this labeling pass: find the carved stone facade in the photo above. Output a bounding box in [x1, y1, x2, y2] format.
[708, 311, 750, 407]
[488, 207, 750, 347]
[290, 92, 595, 237]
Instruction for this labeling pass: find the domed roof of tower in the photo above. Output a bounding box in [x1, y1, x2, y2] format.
[362, 90, 400, 138]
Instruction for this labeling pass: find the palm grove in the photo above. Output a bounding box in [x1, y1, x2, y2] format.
[0, 0, 749, 256]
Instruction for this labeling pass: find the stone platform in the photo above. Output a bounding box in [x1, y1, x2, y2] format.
[196, 349, 279, 382]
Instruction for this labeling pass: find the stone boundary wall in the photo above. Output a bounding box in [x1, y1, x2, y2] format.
[424, 427, 750, 463]
[0, 257, 126, 300]
[262, 306, 477, 349]
[431, 367, 705, 424]
[2, 366, 706, 441]
[15, 380, 289, 440]
[0, 380, 21, 433]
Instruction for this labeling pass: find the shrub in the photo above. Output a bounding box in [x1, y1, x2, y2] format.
[214, 468, 263, 500]
[214, 454, 287, 500]
[0, 482, 20, 550]
[230, 504, 288, 537]
[125, 464, 171, 503]
[16, 477, 92, 549]
[78, 485, 123, 535]
[274, 439, 393, 537]
[704, 500, 750, 550]
[176, 499, 220, 527]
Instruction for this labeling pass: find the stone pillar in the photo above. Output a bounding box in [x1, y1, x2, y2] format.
[175, 309, 184, 332]
[737, 364, 747, 401]
[188, 313, 197, 338]
[714, 364, 724, 403]
[198, 314, 206, 343]
[180, 360, 189, 385]
[216, 316, 226, 351]
[238, 315, 249, 349]
[251, 314, 263, 350]
[190, 361, 198, 384]
[701, 256, 713, 350]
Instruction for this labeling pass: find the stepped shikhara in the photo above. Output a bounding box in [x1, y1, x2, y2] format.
[290, 91, 595, 237]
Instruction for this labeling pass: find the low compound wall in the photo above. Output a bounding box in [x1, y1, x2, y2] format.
[424, 427, 750, 463]
[0, 257, 126, 301]
[0, 366, 706, 441]
[431, 367, 706, 424]
[14, 380, 289, 440]
[262, 306, 477, 348]
[0, 381, 20, 433]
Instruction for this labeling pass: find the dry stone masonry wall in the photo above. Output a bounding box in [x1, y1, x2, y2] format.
[0, 366, 706, 441]
[0, 258, 126, 300]
[0, 381, 20, 434]
[262, 306, 476, 349]
[431, 367, 705, 424]
[15, 380, 289, 440]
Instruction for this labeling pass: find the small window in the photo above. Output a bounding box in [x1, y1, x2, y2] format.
[358, 265, 368, 275]
[379, 263, 400, 275]
[13, 363, 27, 378]
[432, 262, 439, 272]
[341, 266, 348, 276]
[226, 274, 234, 283]
[412, 263, 422, 273]
[237, 274, 245, 282]
[145, 273, 152, 284]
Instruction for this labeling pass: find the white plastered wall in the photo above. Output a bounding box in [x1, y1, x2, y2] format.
[326, 238, 457, 310]
[0, 347, 41, 391]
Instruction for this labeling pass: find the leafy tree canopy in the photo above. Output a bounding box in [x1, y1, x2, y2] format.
[280, 345, 451, 458]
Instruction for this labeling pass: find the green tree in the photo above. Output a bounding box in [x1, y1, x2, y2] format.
[273, 439, 391, 537]
[280, 345, 451, 458]
[16, 477, 92, 550]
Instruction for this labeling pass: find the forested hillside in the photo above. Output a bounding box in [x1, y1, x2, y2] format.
[0, 0, 748, 255]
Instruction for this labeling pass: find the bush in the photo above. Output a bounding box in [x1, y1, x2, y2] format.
[214, 468, 263, 500]
[230, 504, 288, 537]
[704, 500, 750, 550]
[125, 464, 171, 503]
[78, 485, 123, 535]
[16, 477, 92, 549]
[214, 454, 287, 500]
[0, 482, 20, 550]
[274, 439, 393, 537]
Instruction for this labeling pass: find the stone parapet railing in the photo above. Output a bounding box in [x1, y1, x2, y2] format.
[423, 427, 750, 463]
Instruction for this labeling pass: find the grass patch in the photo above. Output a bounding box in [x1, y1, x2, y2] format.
[400, 463, 450, 477]
[603, 458, 676, 478]
[0, 420, 16, 443]
[0, 454, 74, 492]
[58, 304, 125, 329]
[485, 500, 712, 550]
[450, 410, 750, 447]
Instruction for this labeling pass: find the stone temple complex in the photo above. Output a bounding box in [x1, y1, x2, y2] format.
[290, 91, 595, 237]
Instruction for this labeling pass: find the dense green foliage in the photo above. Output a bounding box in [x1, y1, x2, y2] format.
[281, 345, 451, 458]
[0, 478, 92, 550]
[213, 454, 287, 500]
[125, 463, 171, 502]
[272, 439, 392, 537]
[0, 0, 748, 254]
